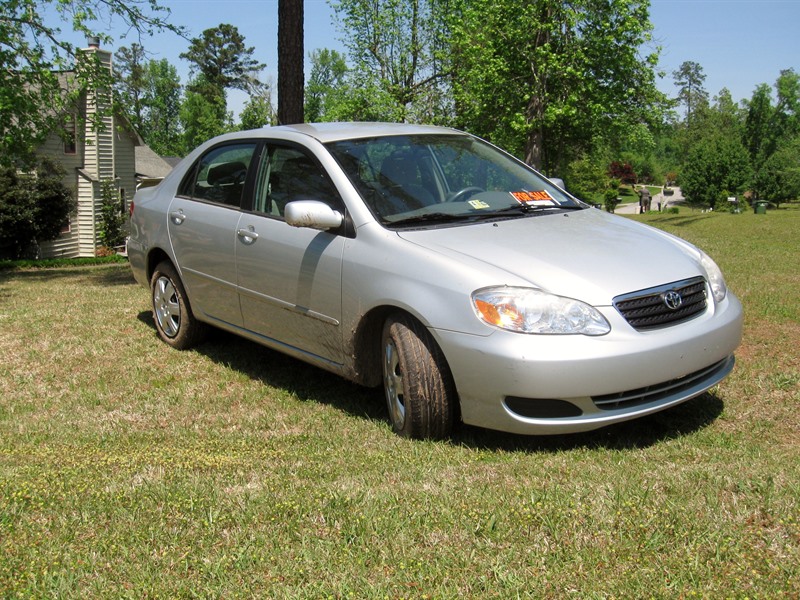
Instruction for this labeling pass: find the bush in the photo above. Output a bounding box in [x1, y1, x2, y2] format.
[0, 158, 76, 259]
[98, 179, 127, 249]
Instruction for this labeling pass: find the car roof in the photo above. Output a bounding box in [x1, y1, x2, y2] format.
[243, 122, 464, 144]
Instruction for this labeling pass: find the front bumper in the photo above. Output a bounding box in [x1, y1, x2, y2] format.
[434, 292, 743, 435]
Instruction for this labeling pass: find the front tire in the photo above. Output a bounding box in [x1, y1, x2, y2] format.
[382, 314, 456, 439]
[150, 261, 207, 349]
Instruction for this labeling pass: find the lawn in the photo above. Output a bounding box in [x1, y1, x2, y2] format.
[1, 206, 798, 598]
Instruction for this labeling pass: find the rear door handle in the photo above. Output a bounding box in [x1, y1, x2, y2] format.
[170, 210, 185, 225]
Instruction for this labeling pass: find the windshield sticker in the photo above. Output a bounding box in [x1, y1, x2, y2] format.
[468, 199, 491, 210]
[511, 190, 556, 205]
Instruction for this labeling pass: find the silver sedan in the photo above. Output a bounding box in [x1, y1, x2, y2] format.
[128, 123, 743, 439]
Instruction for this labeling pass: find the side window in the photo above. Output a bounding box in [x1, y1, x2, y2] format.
[179, 143, 257, 207]
[254, 145, 341, 217]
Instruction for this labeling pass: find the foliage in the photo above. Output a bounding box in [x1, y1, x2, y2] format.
[608, 161, 637, 184]
[0, 0, 181, 166]
[679, 135, 752, 209]
[180, 24, 265, 97]
[140, 58, 184, 156]
[114, 43, 148, 132]
[178, 25, 263, 146]
[564, 154, 609, 203]
[447, 0, 666, 173]
[333, 0, 451, 123]
[672, 60, 708, 124]
[97, 180, 127, 249]
[180, 81, 234, 153]
[305, 49, 350, 122]
[115, 49, 184, 156]
[0, 158, 76, 259]
[240, 91, 276, 130]
[0, 254, 127, 270]
[752, 135, 800, 206]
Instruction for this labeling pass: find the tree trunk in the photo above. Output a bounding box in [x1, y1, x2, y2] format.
[278, 0, 304, 125]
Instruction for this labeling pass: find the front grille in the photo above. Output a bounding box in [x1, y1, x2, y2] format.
[592, 357, 732, 410]
[613, 277, 707, 330]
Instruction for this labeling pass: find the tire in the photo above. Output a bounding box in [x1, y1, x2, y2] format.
[150, 261, 207, 349]
[382, 314, 456, 439]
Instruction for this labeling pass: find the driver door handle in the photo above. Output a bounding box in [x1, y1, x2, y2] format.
[237, 227, 259, 244]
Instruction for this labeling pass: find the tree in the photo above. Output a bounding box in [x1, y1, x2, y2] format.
[180, 80, 233, 152]
[752, 136, 800, 206]
[305, 49, 349, 122]
[140, 58, 183, 156]
[673, 61, 708, 125]
[679, 135, 751, 210]
[278, 0, 305, 124]
[240, 90, 276, 130]
[448, 0, 665, 172]
[744, 83, 775, 167]
[180, 24, 265, 99]
[114, 44, 148, 132]
[179, 24, 264, 144]
[0, 158, 76, 259]
[334, 0, 450, 123]
[0, 0, 181, 166]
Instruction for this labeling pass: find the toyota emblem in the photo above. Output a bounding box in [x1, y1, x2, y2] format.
[663, 290, 683, 310]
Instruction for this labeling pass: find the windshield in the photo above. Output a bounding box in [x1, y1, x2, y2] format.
[326, 134, 583, 227]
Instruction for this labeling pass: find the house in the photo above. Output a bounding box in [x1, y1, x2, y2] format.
[37, 40, 172, 258]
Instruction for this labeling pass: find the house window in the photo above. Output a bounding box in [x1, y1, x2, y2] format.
[64, 116, 77, 155]
[60, 217, 71, 234]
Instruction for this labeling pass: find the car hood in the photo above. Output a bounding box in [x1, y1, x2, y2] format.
[396, 209, 703, 306]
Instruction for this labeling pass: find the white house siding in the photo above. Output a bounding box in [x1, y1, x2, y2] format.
[38, 45, 141, 259]
[38, 118, 84, 259]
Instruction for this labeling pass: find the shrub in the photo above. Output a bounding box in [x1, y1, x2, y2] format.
[0, 158, 76, 259]
[97, 179, 127, 249]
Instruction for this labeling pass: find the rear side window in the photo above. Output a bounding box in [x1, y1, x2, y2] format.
[179, 143, 258, 207]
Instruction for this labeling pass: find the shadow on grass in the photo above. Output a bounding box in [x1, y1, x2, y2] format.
[0, 263, 136, 287]
[137, 311, 724, 453]
[137, 311, 384, 422]
[647, 215, 711, 227]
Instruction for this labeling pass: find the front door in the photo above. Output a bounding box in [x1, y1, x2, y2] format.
[236, 144, 345, 364]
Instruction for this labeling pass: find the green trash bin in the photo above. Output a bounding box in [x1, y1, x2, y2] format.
[754, 201, 768, 214]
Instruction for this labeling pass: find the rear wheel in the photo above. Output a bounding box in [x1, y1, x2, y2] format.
[382, 314, 456, 439]
[150, 261, 207, 349]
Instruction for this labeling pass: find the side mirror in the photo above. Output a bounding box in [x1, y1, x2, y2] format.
[285, 200, 344, 231]
[549, 177, 566, 191]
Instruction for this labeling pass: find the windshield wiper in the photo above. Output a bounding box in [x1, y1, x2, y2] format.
[387, 212, 476, 226]
[493, 203, 584, 214]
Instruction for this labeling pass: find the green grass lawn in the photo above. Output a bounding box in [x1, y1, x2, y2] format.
[1, 206, 798, 598]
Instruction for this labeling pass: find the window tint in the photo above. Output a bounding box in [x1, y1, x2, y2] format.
[253, 146, 341, 217]
[179, 143, 257, 207]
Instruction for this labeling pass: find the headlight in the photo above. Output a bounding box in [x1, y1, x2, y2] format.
[472, 287, 610, 335]
[699, 251, 727, 303]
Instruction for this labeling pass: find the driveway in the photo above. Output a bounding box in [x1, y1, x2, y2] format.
[614, 187, 684, 214]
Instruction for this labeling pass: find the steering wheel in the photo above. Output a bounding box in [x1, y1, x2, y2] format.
[446, 186, 485, 202]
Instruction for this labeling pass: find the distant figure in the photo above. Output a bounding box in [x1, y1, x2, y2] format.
[638, 186, 652, 213]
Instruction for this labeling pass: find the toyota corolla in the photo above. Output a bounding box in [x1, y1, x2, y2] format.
[128, 123, 743, 439]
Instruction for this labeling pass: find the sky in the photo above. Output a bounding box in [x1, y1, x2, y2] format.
[53, 0, 800, 116]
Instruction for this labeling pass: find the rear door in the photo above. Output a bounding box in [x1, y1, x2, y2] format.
[236, 143, 346, 364]
[167, 141, 259, 328]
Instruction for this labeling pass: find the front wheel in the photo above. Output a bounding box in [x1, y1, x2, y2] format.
[150, 261, 207, 349]
[382, 314, 456, 439]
